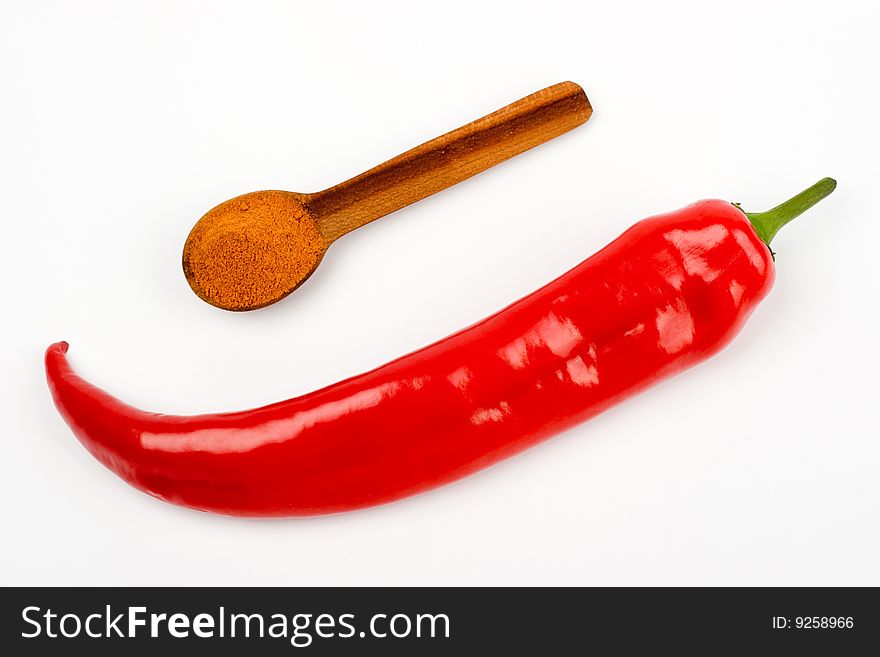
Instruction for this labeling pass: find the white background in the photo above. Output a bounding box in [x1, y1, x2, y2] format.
[1, 0, 877, 586]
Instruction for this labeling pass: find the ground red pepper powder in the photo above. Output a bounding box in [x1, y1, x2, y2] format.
[182, 190, 326, 310]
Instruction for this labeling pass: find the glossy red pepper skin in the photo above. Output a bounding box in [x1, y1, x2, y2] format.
[46, 200, 774, 517]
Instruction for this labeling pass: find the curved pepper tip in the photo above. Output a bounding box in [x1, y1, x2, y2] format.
[47, 341, 69, 355]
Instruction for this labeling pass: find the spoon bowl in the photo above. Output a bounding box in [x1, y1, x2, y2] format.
[183, 190, 327, 311]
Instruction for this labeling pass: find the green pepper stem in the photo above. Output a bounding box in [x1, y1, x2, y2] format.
[742, 177, 836, 245]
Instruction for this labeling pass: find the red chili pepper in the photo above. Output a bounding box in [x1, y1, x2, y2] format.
[45, 179, 836, 517]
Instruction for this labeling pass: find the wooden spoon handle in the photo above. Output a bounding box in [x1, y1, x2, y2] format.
[306, 81, 592, 243]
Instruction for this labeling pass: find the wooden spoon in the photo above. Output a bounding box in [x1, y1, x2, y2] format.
[182, 81, 592, 311]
